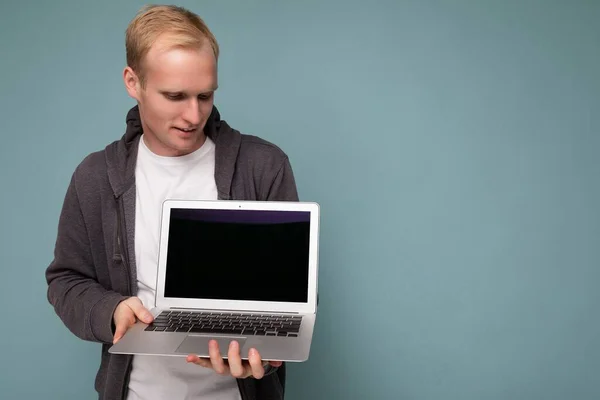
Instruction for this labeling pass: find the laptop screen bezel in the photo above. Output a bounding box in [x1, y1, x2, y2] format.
[154, 199, 319, 314]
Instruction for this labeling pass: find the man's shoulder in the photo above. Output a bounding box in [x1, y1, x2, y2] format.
[237, 133, 290, 166]
[236, 132, 298, 200]
[71, 140, 118, 188]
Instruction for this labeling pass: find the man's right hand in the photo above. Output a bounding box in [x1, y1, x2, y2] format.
[113, 297, 154, 344]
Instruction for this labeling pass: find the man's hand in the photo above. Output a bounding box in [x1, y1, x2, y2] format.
[186, 340, 282, 379]
[113, 297, 153, 344]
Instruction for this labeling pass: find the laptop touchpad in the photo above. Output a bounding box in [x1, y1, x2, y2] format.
[176, 335, 247, 357]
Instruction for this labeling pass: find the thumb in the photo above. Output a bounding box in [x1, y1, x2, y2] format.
[128, 298, 154, 324]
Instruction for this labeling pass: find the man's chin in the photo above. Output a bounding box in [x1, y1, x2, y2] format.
[169, 136, 206, 156]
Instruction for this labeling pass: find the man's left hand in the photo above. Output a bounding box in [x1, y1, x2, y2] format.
[186, 339, 283, 379]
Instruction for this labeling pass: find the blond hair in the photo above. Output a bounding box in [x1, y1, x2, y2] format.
[125, 4, 219, 87]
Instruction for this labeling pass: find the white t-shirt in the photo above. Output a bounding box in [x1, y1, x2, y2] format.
[126, 135, 241, 400]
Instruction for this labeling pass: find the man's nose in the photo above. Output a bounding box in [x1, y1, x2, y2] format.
[182, 98, 201, 126]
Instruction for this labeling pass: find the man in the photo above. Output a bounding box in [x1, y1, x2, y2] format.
[46, 4, 297, 400]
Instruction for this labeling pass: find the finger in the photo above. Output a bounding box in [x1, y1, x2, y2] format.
[186, 354, 199, 363]
[269, 361, 283, 368]
[127, 298, 153, 323]
[227, 341, 246, 378]
[113, 322, 127, 344]
[248, 348, 265, 379]
[209, 340, 228, 375]
[113, 307, 135, 344]
[186, 354, 212, 368]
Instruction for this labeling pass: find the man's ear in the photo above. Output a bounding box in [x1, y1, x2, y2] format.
[123, 67, 141, 101]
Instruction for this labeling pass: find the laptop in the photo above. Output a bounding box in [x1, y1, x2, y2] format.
[109, 199, 320, 362]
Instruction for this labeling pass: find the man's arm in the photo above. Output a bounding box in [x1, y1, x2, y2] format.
[45, 168, 128, 344]
[266, 156, 300, 202]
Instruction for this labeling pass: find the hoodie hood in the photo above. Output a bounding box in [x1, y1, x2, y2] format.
[105, 105, 241, 198]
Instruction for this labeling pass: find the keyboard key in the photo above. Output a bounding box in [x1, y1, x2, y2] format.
[189, 327, 214, 333]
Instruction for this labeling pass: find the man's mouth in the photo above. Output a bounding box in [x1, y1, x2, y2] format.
[176, 127, 197, 133]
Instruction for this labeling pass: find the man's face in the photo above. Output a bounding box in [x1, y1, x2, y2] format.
[124, 37, 218, 157]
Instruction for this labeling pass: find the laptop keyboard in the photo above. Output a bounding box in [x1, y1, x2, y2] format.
[144, 311, 301, 337]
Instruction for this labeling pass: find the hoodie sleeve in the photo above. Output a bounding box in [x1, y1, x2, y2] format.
[46, 169, 128, 344]
[266, 156, 300, 201]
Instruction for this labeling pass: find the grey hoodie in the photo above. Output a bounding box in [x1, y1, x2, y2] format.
[46, 105, 299, 400]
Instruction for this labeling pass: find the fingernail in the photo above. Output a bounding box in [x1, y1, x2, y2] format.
[249, 348, 257, 356]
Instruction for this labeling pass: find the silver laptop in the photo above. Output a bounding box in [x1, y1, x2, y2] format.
[109, 199, 320, 362]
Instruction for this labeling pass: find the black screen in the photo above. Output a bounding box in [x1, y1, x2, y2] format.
[164, 208, 311, 302]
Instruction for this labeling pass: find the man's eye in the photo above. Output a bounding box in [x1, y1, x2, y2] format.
[165, 94, 183, 101]
[198, 94, 212, 101]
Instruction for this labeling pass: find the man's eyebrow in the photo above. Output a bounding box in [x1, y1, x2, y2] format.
[161, 86, 219, 96]
[161, 86, 219, 93]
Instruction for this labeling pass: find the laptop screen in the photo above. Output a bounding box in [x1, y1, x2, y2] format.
[164, 208, 311, 303]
